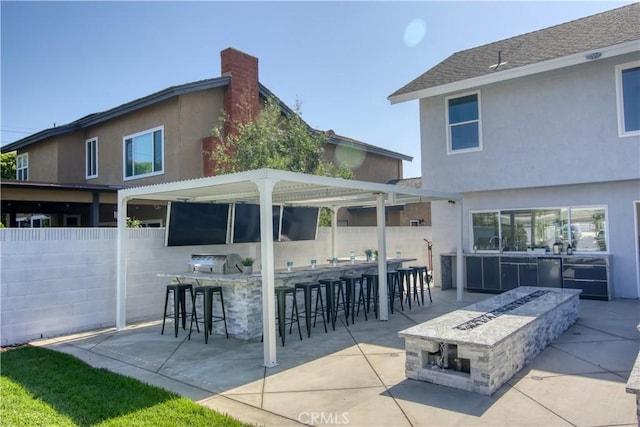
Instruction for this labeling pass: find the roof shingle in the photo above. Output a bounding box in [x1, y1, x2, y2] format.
[389, 3, 640, 99]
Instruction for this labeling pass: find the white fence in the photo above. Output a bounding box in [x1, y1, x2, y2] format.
[0, 226, 431, 346]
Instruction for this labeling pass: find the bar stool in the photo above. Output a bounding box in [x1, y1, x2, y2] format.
[387, 270, 404, 314]
[362, 273, 379, 318]
[396, 267, 414, 309]
[410, 266, 433, 304]
[319, 278, 347, 329]
[294, 282, 327, 337]
[161, 283, 195, 337]
[275, 286, 302, 346]
[340, 275, 368, 323]
[188, 286, 228, 344]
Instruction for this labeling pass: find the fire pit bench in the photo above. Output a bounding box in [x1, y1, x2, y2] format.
[398, 286, 581, 395]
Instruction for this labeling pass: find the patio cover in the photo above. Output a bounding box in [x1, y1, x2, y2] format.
[116, 168, 463, 367]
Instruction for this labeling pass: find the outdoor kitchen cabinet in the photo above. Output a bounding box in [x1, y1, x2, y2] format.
[465, 255, 499, 292]
[562, 257, 610, 300]
[500, 256, 538, 290]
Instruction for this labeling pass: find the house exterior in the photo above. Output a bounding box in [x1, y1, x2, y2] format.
[2, 48, 415, 228]
[390, 4, 640, 299]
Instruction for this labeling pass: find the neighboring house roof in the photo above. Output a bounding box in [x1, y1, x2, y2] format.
[1, 179, 125, 192]
[3, 76, 411, 162]
[389, 3, 640, 103]
[386, 177, 422, 189]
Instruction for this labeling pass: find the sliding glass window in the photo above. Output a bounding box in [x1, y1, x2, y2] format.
[471, 206, 606, 253]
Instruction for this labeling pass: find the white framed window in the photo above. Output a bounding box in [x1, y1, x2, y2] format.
[16, 153, 28, 180]
[86, 137, 98, 179]
[616, 60, 640, 137]
[123, 126, 164, 180]
[446, 91, 482, 154]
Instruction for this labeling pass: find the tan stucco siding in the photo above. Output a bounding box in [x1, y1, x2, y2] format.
[176, 88, 225, 180]
[1, 187, 94, 203]
[323, 145, 403, 183]
[18, 137, 60, 182]
[57, 132, 85, 183]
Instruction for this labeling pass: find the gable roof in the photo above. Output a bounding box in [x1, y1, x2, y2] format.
[3, 76, 411, 162]
[389, 3, 640, 103]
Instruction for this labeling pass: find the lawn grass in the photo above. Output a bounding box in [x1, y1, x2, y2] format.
[1, 345, 251, 427]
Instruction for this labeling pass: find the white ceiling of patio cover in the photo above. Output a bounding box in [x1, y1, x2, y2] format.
[118, 168, 461, 208]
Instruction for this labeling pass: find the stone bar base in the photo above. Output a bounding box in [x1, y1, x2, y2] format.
[399, 287, 581, 395]
[625, 324, 640, 424]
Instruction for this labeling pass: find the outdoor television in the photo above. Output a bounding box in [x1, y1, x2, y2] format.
[280, 206, 319, 241]
[232, 204, 281, 243]
[165, 202, 230, 246]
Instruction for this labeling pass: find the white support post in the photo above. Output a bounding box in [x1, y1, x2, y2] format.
[376, 193, 389, 321]
[116, 194, 129, 330]
[456, 198, 464, 302]
[331, 207, 338, 259]
[257, 178, 278, 368]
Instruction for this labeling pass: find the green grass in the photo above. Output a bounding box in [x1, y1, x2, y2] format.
[1, 346, 251, 427]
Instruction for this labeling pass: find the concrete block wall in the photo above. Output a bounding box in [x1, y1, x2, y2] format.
[1, 225, 431, 346]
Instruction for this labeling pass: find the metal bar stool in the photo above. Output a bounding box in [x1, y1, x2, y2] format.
[340, 275, 368, 323]
[275, 286, 302, 346]
[396, 267, 414, 309]
[162, 283, 195, 337]
[410, 266, 432, 303]
[294, 282, 327, 337]
[189, 286, 228, 344]
[387, 270, 404, 314]
[319, 278, 347, 328]
[361, 273, 379, 318]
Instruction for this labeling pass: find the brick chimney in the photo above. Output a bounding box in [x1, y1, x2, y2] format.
[203, 48, 260, 176]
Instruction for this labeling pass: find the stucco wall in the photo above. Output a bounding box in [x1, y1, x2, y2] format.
[420, 52, 640, 193]
[0, 226, 432, 346]
[430, 180, 640, 299]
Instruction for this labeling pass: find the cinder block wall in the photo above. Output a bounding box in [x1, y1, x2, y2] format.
[0, 226, 432, 346]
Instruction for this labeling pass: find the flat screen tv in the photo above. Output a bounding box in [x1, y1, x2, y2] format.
[232, 204, 281, 243]
[165, 202, 230, 246]
[280, 206, 319, 241]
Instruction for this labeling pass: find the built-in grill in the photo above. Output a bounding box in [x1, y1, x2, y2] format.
[189, 253, 244, 274]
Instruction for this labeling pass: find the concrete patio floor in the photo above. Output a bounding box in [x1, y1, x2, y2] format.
[35, 289, 639, 427]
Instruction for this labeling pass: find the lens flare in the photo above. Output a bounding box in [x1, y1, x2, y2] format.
[335, 145, 366, 171]
[404, 18, 426, 47]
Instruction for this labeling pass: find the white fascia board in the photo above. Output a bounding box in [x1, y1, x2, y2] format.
[389, 40, 640, 104]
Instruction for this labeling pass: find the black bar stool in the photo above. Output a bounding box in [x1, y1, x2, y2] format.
[275, 286, 302, 346]
[396, 267, 414, 309]
[189, 286, 228, 344]
[340, 275, 368, 323]
[387, 270, 404, 314]
[319, 278, 347, 328]
[294, 282, 327, 337]
[411, 266, 432, 303]
[361, 273, 379, 318]
[161, 283, 195, 337]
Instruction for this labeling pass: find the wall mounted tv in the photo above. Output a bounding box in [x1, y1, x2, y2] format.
[165, 202, 230, 246]
[232, 204, 281, 243]
[280, 206, 319, 241]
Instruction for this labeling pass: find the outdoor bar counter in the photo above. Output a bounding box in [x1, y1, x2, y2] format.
[159, 258, 415, 340]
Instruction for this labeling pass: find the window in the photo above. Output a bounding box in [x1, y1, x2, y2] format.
[86, 137, 98, 179]
[123, 126, 164, 180]
[616, 61, 640, 137]
[471, 206, 607, 253]
[16, 153, 28, 180]
[446, 91, 482, 153]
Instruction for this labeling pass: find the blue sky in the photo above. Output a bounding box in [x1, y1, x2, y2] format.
[1, 1, 633, 178]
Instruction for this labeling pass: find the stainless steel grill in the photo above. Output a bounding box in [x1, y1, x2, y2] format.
[189, 253, 244, 274]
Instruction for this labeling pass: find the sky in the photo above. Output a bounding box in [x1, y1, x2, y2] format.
[1, 1, 634, 178]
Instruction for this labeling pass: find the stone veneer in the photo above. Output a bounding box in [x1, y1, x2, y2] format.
[161, 259, 408, 339]
[399, 286, 581, 395]
[625, 324, 640, 425]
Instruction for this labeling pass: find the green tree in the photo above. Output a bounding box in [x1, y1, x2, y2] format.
[1, 152, 16, 179]
[209, 97, 353, 226]
[210, 97, 352, 179]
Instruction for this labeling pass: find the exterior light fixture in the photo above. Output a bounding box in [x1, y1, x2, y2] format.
[586, 52, 602, 60]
